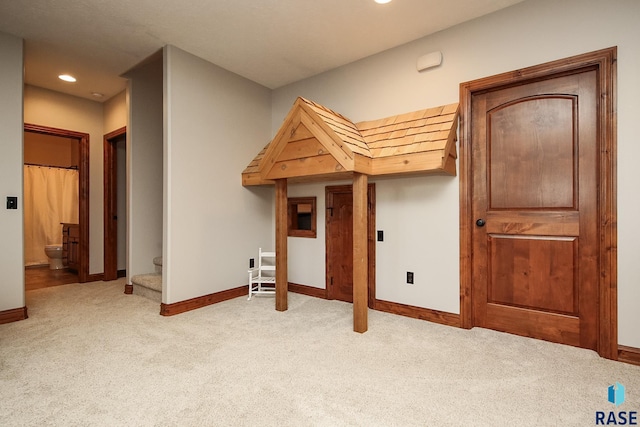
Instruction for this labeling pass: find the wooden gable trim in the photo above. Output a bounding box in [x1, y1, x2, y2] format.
[243, 98, 460, 186]
[302, 99, 371, 156]
[298, 105, 355, 170]
[259, 109, 302, 178]
[242, 143, 274, 186]
[260, 98, 362, 181]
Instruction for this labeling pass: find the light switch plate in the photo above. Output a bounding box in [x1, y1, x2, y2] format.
[6, 196, 17, 209]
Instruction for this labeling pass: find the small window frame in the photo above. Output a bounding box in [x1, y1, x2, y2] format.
[287, 197, 317, 238]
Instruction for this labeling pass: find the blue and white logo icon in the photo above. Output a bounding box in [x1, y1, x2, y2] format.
[608, 382, 626, 407]
[596, 383, 636, 425]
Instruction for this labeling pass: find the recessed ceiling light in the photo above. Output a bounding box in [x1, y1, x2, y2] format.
[375, 0, 392, 3]
[58, 74, 76, 83]
[91, 92, 104, 98]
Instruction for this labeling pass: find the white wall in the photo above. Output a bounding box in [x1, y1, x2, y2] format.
[0, 32, 24, 312]
[103, 90, 127, 134]
[163, 45, 272, 304]
[24, 85, 105, 275]
[272, 0, 640, 347]
[103, 90, 128, 271]
[116, 139, 126, 271]
[125, 55, 164, 279]
[286, 175, 459, 313]
[287, 182, 332, 289]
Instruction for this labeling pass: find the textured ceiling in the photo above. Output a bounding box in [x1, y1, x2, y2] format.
[0, 0, 524, 102]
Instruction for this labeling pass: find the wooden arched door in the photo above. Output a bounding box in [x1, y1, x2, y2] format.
[460, 48, 617, 359]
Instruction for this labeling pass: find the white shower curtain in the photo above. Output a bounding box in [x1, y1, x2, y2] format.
[24, 165, 79, 266]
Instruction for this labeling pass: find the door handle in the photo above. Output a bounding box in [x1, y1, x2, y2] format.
[475, 219, 486, 227]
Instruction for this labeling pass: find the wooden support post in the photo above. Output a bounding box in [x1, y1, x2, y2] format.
[353, 173, 368, 332]
[275, 179, 288, 312]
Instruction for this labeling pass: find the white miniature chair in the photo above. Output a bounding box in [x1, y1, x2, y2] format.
[248, 248, 276, 300]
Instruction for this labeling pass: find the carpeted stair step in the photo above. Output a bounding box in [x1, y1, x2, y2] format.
[131, 272, 161, 303]
[153, 256, 162, 273]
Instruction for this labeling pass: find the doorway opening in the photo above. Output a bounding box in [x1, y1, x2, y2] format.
[103, 127, 127, 281]
[24, 124, 90, 286]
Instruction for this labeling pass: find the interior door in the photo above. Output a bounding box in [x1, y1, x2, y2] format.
[470, 69, 599, 349]
[325, 184, 376, 304]
[326, 187, 354, 302]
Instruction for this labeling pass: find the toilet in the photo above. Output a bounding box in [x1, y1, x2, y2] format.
[44, 245, 64, 270]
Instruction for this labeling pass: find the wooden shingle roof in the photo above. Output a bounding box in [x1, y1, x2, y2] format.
[242, 97, 458, 186]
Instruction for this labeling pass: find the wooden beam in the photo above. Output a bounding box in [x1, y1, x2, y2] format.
[353, 153, 372, 175]
[353, 173, 368, 332]
[371, 151, 445, 176]
[275, 179, 288, 311]
[267, 154, 344, 180]
[242, 173, 274, 186]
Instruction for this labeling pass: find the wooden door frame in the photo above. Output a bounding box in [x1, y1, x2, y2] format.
[24, 123, 91, 283]
[103, 126, 126, 281]
[459, 47, 617, 359]
[325, 183, 376, 308]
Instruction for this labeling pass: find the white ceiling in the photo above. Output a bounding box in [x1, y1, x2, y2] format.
[0, 0, 525, 102]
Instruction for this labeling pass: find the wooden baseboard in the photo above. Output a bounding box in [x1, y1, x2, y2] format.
[87, 273, 105, 282]
[374, 299, 460, 328]
[285, 282, 460, 328]
[124, 284, 133, 294]
[160, 285, 246, 316]
[618, 345, 640, 366]
[0, 306, 28, 324]
[288, 282, 327, 299]
[117, 269, 126, 278]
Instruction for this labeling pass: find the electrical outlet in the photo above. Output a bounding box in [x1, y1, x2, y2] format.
[406, 271, 414, 284]
[249, 258, 255, 268]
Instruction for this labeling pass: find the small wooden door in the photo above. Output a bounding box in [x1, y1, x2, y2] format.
[326, 184, 375, 304]
[470, 69, 599, 349]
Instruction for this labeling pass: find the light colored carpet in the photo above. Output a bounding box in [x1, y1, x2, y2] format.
[1, 279, 638, 426]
